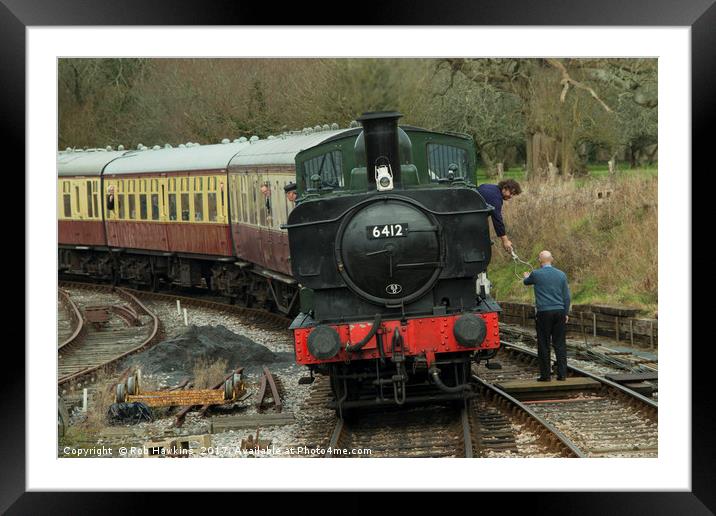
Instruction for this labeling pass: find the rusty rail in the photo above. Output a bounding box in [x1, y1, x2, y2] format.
[57, 287, 163, 389]
[256, 366, 282, 412]
[58, 289, 85, 351]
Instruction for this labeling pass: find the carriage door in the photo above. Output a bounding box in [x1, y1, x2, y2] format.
[157, 174, 170, 251]
[257, 169, 272, 266]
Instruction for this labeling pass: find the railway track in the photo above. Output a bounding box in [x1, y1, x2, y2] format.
[59, 279, 290, 332]
[474, 342, 658, 457]
[57, 288, 84, 348]
[297, 374, 581, 458]
[57, 284, 163, 390]
[58, 278, 290, 394]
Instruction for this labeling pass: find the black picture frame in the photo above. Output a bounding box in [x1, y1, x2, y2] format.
[6, 1, 710, 513]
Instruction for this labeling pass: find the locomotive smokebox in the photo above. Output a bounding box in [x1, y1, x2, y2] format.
[357, 111, 402, 189]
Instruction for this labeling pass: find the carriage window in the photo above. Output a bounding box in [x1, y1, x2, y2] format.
[140, 194, 148, 220]
[249, 180, 257, 225]
[118, 194, 125, 219]
[168, 193, 177, 220]
[426, 144, 469, 182]
[63, 193, 72, 217]
[208, 192, 217, 222]
[128, 195, 136, 219]
[240, 177, 248, 223]
[75, 186, 80, 213]
[151, 194, 159, 220]
[181, 193, 190, 221]
[86, 182, 93, 218]
[194, 193, 203, 221]
[303, 150, 343, 189]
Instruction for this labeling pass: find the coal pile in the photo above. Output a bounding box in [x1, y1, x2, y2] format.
[124, 325, 292, 381]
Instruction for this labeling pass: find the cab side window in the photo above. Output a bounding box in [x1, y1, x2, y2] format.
[303, 150, 343, 189]
[426, 144, 469, 182]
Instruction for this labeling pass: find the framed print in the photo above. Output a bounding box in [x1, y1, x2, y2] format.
[6, 0, 712, 512]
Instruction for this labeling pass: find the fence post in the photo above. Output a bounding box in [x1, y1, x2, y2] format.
[593, 313, 597, 337]
[650, 320, 655, 350]
[629, 319, 634, 347]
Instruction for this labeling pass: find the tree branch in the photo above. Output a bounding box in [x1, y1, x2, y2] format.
[546, 58, 613, 113]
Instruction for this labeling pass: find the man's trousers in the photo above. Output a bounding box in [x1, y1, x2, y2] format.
[535, 310, 568, 379]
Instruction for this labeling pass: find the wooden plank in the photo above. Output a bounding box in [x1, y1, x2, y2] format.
[210, 413, 295, 433]
[496, 377, 601, 393]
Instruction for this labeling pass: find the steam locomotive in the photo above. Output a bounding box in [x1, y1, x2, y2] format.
[285, 112, 501, 414]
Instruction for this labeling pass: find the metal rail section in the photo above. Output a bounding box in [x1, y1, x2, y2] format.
[471, 375, 584, 457]
[57, 284, 163, 388]
[256, 366, 283, 412]
[117, 285, 290, 330]
[461, 408, 474, 458]
[502, 340, 658, 412]
[57, 288, 85, 351]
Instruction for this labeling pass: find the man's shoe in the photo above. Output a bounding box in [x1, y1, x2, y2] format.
[536, 376, 550, 382]
[556, 376, 566, 381]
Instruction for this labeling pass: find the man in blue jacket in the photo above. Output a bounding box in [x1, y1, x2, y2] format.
[476, 179, 522, 254]
[523, 250, 571, 381]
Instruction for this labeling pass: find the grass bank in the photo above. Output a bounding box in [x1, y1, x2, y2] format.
[482, 171, 658, 316]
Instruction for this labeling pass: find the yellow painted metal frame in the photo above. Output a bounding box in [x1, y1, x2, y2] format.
[73, 173, 229, 225]
[57, 178, 100, 221]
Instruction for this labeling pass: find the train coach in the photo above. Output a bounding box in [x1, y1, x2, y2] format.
[59, 127, 348, 313]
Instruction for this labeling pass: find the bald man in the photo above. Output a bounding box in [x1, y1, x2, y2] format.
[523, 251, 571, 381]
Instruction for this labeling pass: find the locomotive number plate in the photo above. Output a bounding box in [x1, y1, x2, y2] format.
[367, 224, 408, 239]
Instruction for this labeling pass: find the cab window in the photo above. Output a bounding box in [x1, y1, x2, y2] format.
[303, 150, 343, 189]
[426, 144, 469, 182]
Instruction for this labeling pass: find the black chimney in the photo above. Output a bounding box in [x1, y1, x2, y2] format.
[357, 111, 402, 189]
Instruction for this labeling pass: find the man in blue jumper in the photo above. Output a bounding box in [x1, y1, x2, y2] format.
[523, 250, 571, 381]
[476, 179, 522, 254]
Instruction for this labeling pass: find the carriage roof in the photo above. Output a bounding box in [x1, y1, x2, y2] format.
[57, 128, 355, 178]
[57, 149, 129, 177]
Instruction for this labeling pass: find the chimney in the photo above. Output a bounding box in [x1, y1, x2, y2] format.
[357, 111, 402, 190]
